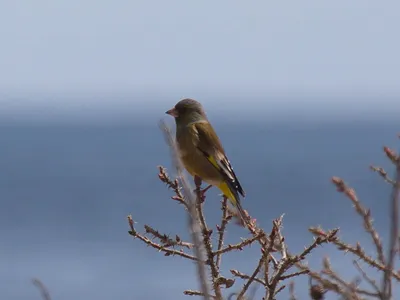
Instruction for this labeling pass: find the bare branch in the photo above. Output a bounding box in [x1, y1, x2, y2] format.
[370, 165, 395, 185]
[331, 177, 385, 265]
[280, 270, 309, 281]
[184, 290, 216, 298]
[215, 196, 229, 269]
[213, 233, 264, 256]
[353, 260, 381, 297]
[237, 254, 266, 300]
[128, 216, 199, 261]
[230, 269, 266, 286]
[383, 147, 398, 165]
[144, 225, 193, 249]
[158, 165, 189, 210]
[310, 227, 400, 281]
[194, 178, 223, 299]
[321, 257, 377, 298]
[382, 146, 400, 299]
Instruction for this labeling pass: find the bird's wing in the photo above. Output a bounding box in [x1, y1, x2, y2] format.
[192, 121, 245, 197]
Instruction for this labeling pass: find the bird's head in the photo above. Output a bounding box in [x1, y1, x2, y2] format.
[166, 98, 206, 124]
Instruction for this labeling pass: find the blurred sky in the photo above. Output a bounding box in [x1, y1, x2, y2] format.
[0, 0, 400, 120]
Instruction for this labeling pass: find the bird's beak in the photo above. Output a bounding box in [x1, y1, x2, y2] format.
[165, 107, 179, 117]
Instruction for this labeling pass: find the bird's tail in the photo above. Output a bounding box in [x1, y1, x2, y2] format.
[218, 181, 249, 225]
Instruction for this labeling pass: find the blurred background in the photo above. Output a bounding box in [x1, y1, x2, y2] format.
[1, 1, 399, 299]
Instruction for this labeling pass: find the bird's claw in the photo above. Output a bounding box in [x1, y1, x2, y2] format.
[193, 184, 212, 203]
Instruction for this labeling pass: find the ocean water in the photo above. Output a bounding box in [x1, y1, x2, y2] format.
[0, 119, 398, 300]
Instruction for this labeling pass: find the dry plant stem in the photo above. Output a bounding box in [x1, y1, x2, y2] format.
[302, 266, 346, 295]
[331, 177, 385, 265]
[266, 217, 285, 300]
[213, 233, 263, 256]
[243, 215, 280, 273]
[230, 269, 266, 286]
[32, 278, 52, 300]
[128, 220, 198, 261]
[299, 264, 368, 299]
[382, 153, 400, 299]
[158, 166, 189, 210]
[309, 227, 400, 281]
[234, 218, 283, 300]
[159, 120, 212, 300]
[271, 215, 287, 263]
[322, 257, 378, 298]
[244, 216, 280, 270]
[280, 270, 309, 281]
[370, 166, 396, 185]
[265, 218, 330, 300]
[299, 259, 382, 299]
[237, 255, 266, 300]
[215, 196, 229, 269]
[269, 227, 338, 299]
[274, 285, 286, 297]
[263, 256, 269, 300]
[353, 260, 382, 297]
[297, 228, 338, 258]
[194, 179, 223, 300]
[262, 220, 280, 300]
[144, 225, 193, 249]
[184, 290, 216, 298]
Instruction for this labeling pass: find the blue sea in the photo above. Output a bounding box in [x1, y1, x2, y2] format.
[1, 118, 398, 299]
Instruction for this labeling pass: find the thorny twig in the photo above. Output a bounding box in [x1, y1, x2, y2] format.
[299, 263, 376, 299]
[237, 255, 266, 300]
[144, 224, 193, 249]
[230, 269, 265, 286]
[322, 257, 378, 298]
[215, 196, 230, 269]
[128, 216, 198, 261]
[370, 166, 396, 185]
[331, 177, 386, 265]
[353, 260, 382, 298]
[184, 290, 216, 298]
[194, 177, 223, 299]
[213, 234, 263, 256]
[280, 270, 309, 281]
[268, 226, 337, 299]
[382, 146, 400, 299]
[310, 226, 400, 281]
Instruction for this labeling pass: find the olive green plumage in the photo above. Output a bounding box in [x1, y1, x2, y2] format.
[165, 98, 248, 223]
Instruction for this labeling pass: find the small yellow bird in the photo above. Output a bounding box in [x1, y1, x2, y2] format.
[166, 98, 248, 223]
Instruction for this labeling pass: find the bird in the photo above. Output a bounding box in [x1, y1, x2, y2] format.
[165, 98, 248, 224]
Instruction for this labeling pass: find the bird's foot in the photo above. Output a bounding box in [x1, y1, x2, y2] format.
[193, 176, 212, 203]
[198, 185, 212, 203]
[194, 175, 202, 189]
